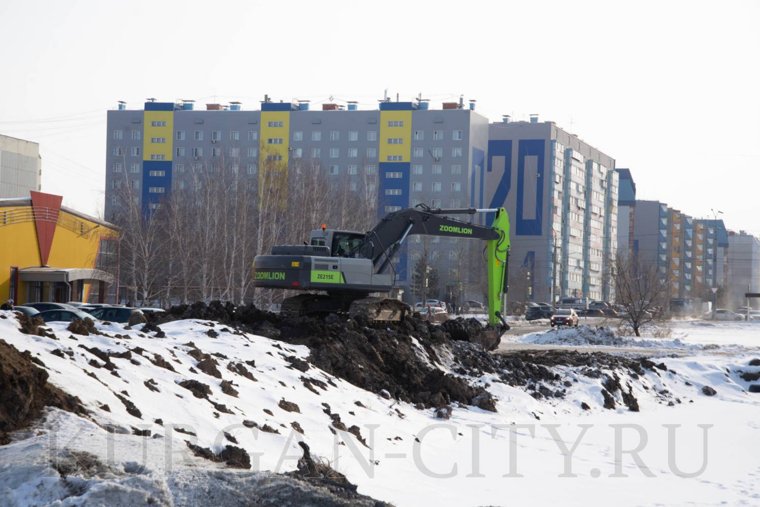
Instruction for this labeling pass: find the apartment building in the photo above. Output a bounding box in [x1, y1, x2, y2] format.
[0, 134, 41, 198]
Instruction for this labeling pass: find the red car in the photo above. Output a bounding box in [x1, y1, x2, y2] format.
[551, 308, 579, 327]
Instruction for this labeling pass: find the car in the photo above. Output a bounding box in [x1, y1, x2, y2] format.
[87, 306, 143, 323]
[551, 308, 579, 327]
[713, 309, 744, 321]
[416, 306, 449, 323]
[24, 302, 77, 313]
[461, 300, 485, 314]
[38, 308, 95, 323]
[12, 305, 40, 317]
[525, 304, 554, 321]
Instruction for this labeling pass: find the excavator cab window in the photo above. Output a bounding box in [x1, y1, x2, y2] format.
[331, 232, 364, 257]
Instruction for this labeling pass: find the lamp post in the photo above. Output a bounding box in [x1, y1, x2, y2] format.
[711, 287, 718, 320]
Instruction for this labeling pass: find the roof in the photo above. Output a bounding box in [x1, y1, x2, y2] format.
[19, 267, 114, 284]
[0, 197, 117, 230]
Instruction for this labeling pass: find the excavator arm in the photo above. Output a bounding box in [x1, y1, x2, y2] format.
[357, 204, 510, 326]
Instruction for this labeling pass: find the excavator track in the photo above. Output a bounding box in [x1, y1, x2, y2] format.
[348, 297, 409, 322]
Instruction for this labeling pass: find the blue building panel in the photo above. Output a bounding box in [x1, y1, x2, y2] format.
[144, 102, 175, 111]
[515, 140, 545, 236]
[378, 102, 416, 111]
[261, 102, 296, 112]
[378, 162, 410, 282]
[141, 161, 173, 215]
[486, 140, 512, 224]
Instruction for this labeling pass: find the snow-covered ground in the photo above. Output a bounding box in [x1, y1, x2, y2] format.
[1, 311, 759, 506]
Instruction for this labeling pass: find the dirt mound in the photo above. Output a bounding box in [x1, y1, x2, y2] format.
[0, 340, 85, 443]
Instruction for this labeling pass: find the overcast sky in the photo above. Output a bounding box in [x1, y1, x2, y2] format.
[1, 0, 758, 234]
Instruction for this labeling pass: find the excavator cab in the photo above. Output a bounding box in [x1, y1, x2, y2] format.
[309, 230, 365, 258]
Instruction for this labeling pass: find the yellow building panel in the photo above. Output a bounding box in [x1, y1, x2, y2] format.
[143, 111, 174, 161]
[258, 111, 290, 198]
[379, 111, 412, 162]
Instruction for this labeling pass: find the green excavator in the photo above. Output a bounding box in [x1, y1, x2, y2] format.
[252, 204, 510, 328]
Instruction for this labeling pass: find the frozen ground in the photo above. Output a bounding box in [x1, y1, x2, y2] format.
[1, 310, 759, 506]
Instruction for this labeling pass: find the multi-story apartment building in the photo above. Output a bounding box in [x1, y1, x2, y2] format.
[105, 98, 490, 300]
[633, 200, 728, 308]
[726, 231, 760, 309]
[0, 134, 41, 198]
[485, 117, 618, 304]
[615, 168, 636, 259]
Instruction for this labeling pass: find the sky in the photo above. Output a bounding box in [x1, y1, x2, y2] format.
[1, 0, 758, 234]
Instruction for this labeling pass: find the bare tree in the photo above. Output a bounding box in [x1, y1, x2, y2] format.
[613, 254, 669, 336]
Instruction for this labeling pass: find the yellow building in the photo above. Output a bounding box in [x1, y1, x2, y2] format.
[0, 191, 118, 304]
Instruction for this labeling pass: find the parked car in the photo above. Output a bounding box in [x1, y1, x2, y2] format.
[12, 305, 40, 317]
[713, 309, 744, 321]
[417, 306, 449, 323]
[525, 303, 554, 321]
[551, 308, 579, 327]
[461, 300, 485, 314]
[87, 306, 143, 323]
[24, 302, 77, 313]
[38, 308, 95, 323]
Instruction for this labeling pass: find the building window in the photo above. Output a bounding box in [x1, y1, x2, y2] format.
[432, 164, 442, 175]
[387, 155, 402, 161]
[247, 147, 258, 158]
[349, 181, 357, 191]
[130, 147, 141, 157]
[311, 147, 321, 158]
[148, 170, 165, 177]
[193, 147, 203, 157]
[150, 154, 165, 160]
[230, 130, 240, 141]
[451, 164, 462, 175]
[366, 131, 377, 142]
[433, 130, 443, 141]
[413, 130, 424, 141]
[451, 182, 461, 192]
[176, 130, 186, 141]
[211, 147, 221, 157]
[431, 147, 443, 160]
[385, 205, 401, 213]
[267, 138, 283, 145]
[347, 147, 358, 158]
[131, 130, 141, 141]
[176, 163, 185, 173]
[451, 147, 463, 157]
[266, 154, 283, 161]
[247, 164, 257, 175]
[385, 189, 402, 195]
[413, 147, 424, 158]
[150, 120, 166, 127]
[348, 130, 359, 142]
[130, 163, 140, 173]
[229, 147, 240, 157]
[388, 120, 404, 127]
[151, 137, 166, 144]
[432, 182, 442, 192]
[194, 131, 204, 141]
[148, 186, 165, 194]
[387, 138, 403, 145]
[347, 165, 358, 175]
[329, 130, 340, 141]
[365, 164, 377, 175]
[413, 181, 422, 192]
[132, 180, 140, 189]
[113, 129, 123, 140]
[293, 131, 303, 141]
[267, 121, 283, 128]
[386, 172, 402, 179]
[366, 147, 377, 158]
[452, 129, 463, 141]
[176, 147, 185, 157]
[311, 131, 322, 141]
[113, 163, 123, 173]
[329, 165, 340, 175]
[113, 147, 124, 156]
[248, 130, 258, 141]
[211, 130, 222, 141]
[292, 147, 303, 158]
[411, 164, 423, 175]
[330, 148, 340, 158]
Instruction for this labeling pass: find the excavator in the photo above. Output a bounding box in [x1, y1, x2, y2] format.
[252, 204, 510, 328]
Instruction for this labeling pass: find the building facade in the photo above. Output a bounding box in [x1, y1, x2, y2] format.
[485, 118, 618, 304]
[0, 134, 41, 198]
[615, 168, 636, 259]
[0, 191, 117, 304]
[104, 98, 491, 300]
[726, 231, 760, 309]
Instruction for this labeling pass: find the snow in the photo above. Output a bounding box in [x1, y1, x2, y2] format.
[1, 310, 760, 506]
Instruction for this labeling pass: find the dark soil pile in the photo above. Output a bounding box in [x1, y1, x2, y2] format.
[0, 340, 85, 444]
